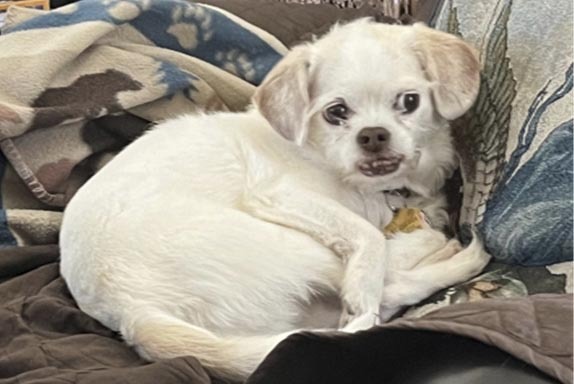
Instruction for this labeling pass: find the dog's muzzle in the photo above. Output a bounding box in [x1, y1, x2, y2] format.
[358, 154, 404, 177]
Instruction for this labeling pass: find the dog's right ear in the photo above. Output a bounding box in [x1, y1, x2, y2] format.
[253, 46, 311, 146]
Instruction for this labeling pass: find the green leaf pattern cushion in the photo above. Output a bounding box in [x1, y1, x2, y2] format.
[433, 0, 573, 266]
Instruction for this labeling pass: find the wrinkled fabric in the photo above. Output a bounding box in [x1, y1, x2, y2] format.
[0, 246, 213, 383]
[383, 294, 574, 383]
[0, 0, 286, 209]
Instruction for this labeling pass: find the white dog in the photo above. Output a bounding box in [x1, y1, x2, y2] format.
[60, 20, 488, 381]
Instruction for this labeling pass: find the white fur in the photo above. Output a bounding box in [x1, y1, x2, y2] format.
[60, 20, 487, 381]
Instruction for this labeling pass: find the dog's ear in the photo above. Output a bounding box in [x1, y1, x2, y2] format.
[412, 24, 480, 120]
[253, 46, 311, 145]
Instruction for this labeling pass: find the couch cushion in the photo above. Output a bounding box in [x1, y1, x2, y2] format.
[433, 0, 573, 266]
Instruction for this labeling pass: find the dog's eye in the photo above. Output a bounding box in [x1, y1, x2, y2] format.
[324, 103, 350, 125]
[398, 93, 420, 114]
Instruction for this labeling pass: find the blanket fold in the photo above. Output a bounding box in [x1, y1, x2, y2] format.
[383, 294, 573, 383]
[0, 247, 213, 383]
[0, 0, 286, 208]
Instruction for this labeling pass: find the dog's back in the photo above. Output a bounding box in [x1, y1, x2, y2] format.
[60, 110, 347, 380]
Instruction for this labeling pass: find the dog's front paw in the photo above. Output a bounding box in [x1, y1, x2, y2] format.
[339, 299, 380, 332]
[338, 302, 355, 328]
[379, 306, 402, 323]
[340, 310, 380, 333]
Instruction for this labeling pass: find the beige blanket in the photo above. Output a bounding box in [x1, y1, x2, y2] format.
[0, 0, 287, 245]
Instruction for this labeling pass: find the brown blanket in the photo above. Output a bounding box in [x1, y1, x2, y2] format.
[0, 246, 213, 384]
[384, 294, 574, 384]
[2, 245, 572, 384]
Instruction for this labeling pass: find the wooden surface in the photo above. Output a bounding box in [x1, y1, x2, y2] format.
[0, 0, 50, 12]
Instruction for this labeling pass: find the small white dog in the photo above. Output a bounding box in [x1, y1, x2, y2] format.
[60, 20, 488, 381]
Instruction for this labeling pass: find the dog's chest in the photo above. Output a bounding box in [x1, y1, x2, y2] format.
[340, 190, 392, 229]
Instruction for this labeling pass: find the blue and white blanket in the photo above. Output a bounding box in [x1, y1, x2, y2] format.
[0, 0, 286, 245]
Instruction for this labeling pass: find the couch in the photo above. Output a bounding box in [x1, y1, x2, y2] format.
[0, 0, 571, 383]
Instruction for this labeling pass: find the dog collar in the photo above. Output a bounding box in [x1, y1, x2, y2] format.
[383, 187, 412, 199]
[383, 188, 412, 211]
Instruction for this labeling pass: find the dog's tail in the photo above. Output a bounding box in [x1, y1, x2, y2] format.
[405, 233, 490, 290]
[121, 310, 289, 381]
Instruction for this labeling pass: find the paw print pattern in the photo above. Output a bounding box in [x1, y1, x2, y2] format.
[215, 50, 257, 83]
[167, 3, 213, 50]
[104, 0, 152, 22]
[124, 0, 283, 85]
[7, 0, 283, 86]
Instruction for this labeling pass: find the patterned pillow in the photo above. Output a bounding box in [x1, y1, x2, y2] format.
[404, 260, 572, 319]
[432, 0, 573, 266]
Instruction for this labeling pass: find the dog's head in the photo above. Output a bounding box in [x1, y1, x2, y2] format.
[253, 20, 480, 191]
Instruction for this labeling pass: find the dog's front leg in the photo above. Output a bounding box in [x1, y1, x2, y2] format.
[242, 181, 385, 330]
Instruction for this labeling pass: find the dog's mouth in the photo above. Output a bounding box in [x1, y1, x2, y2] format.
[357, 154, 405, 177]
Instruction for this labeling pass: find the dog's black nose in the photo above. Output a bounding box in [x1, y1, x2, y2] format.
[357, 127, 390, 153]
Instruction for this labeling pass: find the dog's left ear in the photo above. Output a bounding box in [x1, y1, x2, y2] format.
[253, 45, 312, 145]
[412, 24, 481, 120]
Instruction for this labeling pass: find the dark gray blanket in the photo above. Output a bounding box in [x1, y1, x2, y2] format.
[1, 246, 571, 384]
[0, 245, 213, 384]
[384, 294, 573, 383]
